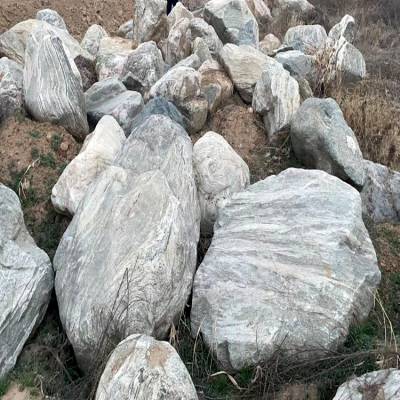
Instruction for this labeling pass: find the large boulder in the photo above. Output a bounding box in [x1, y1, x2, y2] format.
[245, 0, 272, 34]
[36, 9, 68, 31]
[191, 168, 381, 371]
[133, 0, 168, 46]
[271, 0, 315, 19]
[333, 369, 400, 400]
[54, 115, 200, 371]
[291, 97, 365, 187]
[361, 160, 400, 224]
[219, 43, 270, 103]
[204, 0, 259, 47]
[0, 19, 91, 65]
[283, 25, 327, 54]
[85, 78, 144, 135]
[24, 29, 89, 139]
[149, 66, 207, 133]
[96, 335, 198, 400]
[253, 57, 300, 141]
[329, 15, 356, 44]
[52, 116, 126, 216]
[168, 2, 194, 30]
[0, 184, 53, 379]
[164, 18, 192, 66]
[0, 57, 24, 123]
[274, 50, 316, 85]
[189, 18, 223, 57]
[81, 24, 108, 57]
[259, 33, 281, 56]
[193, 131, 250, 234]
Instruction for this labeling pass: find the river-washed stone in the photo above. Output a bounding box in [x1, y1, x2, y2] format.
[0, 184, 53, 379]
[333, 369, 400, 400]
[81, 24, 108, 57]
[36, 9, 68, 31]
[291, 97, 365, 187]
[0, 57, 24, 122]
[191, 168, 380, 371]
[204, 0, 259, 47]
[193, 131, 250, 233]
[95, 335, 198, 400]
[24, 29, 89, 139]
[361, 160, 400, 224]
[219, 43, 270, 103]
[52, 116, 126, 216]
[283, 24, 327, 54]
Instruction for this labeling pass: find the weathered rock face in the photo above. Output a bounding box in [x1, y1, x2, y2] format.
[168, 2, 194, 30]
[181, 0, 208, 10]
[95, 335, 198, 400]
[333, 369, 400, 400]
[329, 15, 356, 43]
[24, 29, 89, 139]
[219, 43, 270, 103]
[0, 184, 53, 379]
[36, 9, 68, 31]
[259, 33, 281, 56]
[149, 66, 207, 133]
[284, 25, 327, 54]
[118, 20, 134, 39]
[164, 18, 192, 66]
[192, 37, 213, 63]
[189, 18, 223, 57]
[253, 58, 300, 141]
[0, 19, 91, 65]
[55, 115, 200, 371]
[204, 0, 259, 47]
[121, 41, 165, 97]
[86, 78, 144, 134]
[199, 59, 234, 112]
[81, 24, 108, 57]
[193, 131, 250, 234]
[291, 98, 365, 187]
[133, 0, 168, 46]
[191, 168, 380, 371]
[0, 57, 24, 123]
[275, 50, 316, 85]
[361, 160, 400, 224]
[52, 116, 126, 216]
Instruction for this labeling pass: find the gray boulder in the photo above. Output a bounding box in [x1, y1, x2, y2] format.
[52, 116, 126, 216]
[95, 335, 198, 400]
[117, 20, 134, 39]
[275, 50, 316, 85]
[329, 15, 356, 43]
[291, 98, 365, 187]
[55, 115, 200, 371]
[86, 78, 144, 135]
[0, 184, 53, 379]
[193, 131, 250, 234]
[173, 54, 202, 70]
[253, 57, 300, 141]
[164, 18, 192, 66]
[204, 0, 259, 47]
[121, 41, 165, 97]
[271, 0, 315, 19]
[192, 37, 213, 63]
[191, 168, 380, 371]
[168, 2, 194, 30]
[36, 9, 68, 31]
[0, 57, 24, 122]
[333, 369, 400, 400]
[259, 33, 281, 56]
[189, 18, 223, 57]
[24, 29, 89, 139]
[283, 25, 327, 54]
[219, 43, 270, 103]
[81, 24, 108, 57]
[361, 160, 400, 224]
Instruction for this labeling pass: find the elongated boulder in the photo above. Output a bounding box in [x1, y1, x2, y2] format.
[191, 169, 380, 371]
[164, 18, 192, 66]
[333, 369, 400, 400]
[193, 131, 250, 234]
[253, 58, 300, 141]
[204, 0, 259, 47]
[52, 116, 126, 216]
[168, 2, 194, 30]
[24, 29, 89, 139]
[0, 19, 91, 65]
[36, 9, 68, 31]
[121, 41, 165, 96]
[329, 15, 356, 43]
[0, 184, 53, 379]
[361, 160, 400, 224]
[133, 0, 168, 46]
[219, 43, 270, 103]
[189, 18, 223, 57]
[291, 98, 365, 187]
[96, 335, 198, 400]
[283, 25, 327, 54]
[81, 25, 108, 57]
[0, 57, 24, 122]
[55, 115, 200, 371]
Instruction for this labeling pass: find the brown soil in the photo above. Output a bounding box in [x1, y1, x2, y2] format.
[0, 115, 80, 258]
[0, 0, 132, 38]
[1, 384, 42, 400]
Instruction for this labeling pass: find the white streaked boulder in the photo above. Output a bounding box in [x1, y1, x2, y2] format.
[36, 9, 68, 31]
[283, 24, 327, 54]
[81, 24, 108, 57]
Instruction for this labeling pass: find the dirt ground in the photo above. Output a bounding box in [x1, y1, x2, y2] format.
[0, 0, 132, 38]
